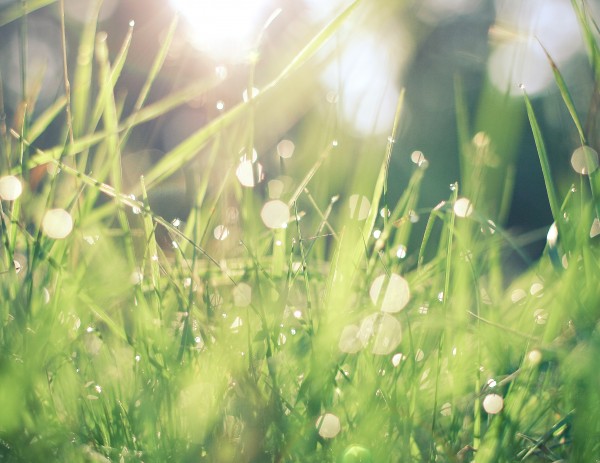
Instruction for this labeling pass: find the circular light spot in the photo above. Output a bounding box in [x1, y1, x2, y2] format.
[277, 139, 295, 159]
[233, 283, 252, 307]
[358, 313, 402, 355]
[369, 273, 410, 313]
[571, 146, 599, 175]
[236, 159, 264, 187]
[260, 200, 290, 229]
[454, 197, 473, 218]
[527, 349, 542, 365]
[530, 282, 544, 297]
[338, 325, 363, 354]
[482, 394, 504, 414]
[316, 413, 341, 438]
[0, 176, 23, 201]
[213, 225, 230, 240]
[42, 208, 73, 239]
[348, 194, 370, 220]
[410, 150, 428, 168]
[396, 245, 407, 259]
[268, 179, 285, 199]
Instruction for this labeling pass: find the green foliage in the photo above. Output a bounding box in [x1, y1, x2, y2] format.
[0, 1, 599, 462]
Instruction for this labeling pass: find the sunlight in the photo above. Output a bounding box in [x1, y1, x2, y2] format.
[170, 0, 272, 60]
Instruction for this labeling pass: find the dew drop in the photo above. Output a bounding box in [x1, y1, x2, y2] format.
[487, 378, 497, 388]
[277, 139, 295, 159]
[410, 150, 426, 166]
[527, 349, 542, 365]
[590, 218, 600, 238]
[13, 259, 22, 274]
[316, 413, 341, 438]
[408, 210, 419, 223]
[369, 273, 410, 313]
[511, 288, 527, 303]
[129, 20, 135, 27]
[338, 325, 363, 354]
[449, 183, 457, 191]
[415, 349, 425, 362]
[358, 313, 402, 355]
[391, 353, 404, 367]
[172, 218, 181, 227]
[534, 309, 548, 324]
[332, 139, 339, 147]
[0, 175, 23, 201]
[482, 394, 503, 414]
[440, 402, 452, 416]
[418, 304, 428, 315]
[42, 208, 73, 239]
[396, 245, 407, 259]
[233, 283, 252, 307]
[128, 194, 141, 215]
[454, 197, 473, 218]
[348, 194, 371, 221]
[230, 316, 243, 332]
[373, 229, 382, 239]
[571, 145, 599, 175]
[216, 100, 225, 111]
[213, 225, 230, 241]
[130, 269, 143, 285]
[261, 200, 290, 229]
[530, 282, 544, 297]
[472, 131, 491, 149]
[236, 159, 264, 187]
[387, 136, 395, 144]
[242, 87, 260, 102]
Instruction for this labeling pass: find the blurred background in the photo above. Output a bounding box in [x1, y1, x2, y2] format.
[1, 0, 598, 265]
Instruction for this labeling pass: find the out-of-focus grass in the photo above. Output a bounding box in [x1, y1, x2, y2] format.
[0, 1, 599, 462]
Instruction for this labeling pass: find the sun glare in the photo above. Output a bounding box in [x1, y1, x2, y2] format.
[171, 0, 272, 60]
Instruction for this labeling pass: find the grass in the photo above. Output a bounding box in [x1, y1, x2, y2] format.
[1, 1, 600, 462]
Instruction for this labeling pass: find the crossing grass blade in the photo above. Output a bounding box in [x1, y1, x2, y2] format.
[26, 95, 67, 144]
[142, 0, 363, 189]
[0, 0, 57, 27]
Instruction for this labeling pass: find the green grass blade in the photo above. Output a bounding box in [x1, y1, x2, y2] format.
[522, 90, 561, 226]
[142, 0, 362, 189]
[538, 41, 586, 144]
[71, 0, 102, 137]
[0, 0, 57, 27]
[27, 95, 67, 144]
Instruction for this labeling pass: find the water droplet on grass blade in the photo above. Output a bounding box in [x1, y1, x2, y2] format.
[316, 413, 341, 438]
[534, 309, 548, 324]
[454, 197, 473, 218]
[0, 175, 23, 200]
[261, 200, 290, 229]
[396, 245, 407, 259]
[369, 273, 410, 313]
[440, 402, 452, 416]
[213, 225, 230, 240]
[216, 100, 225, 110]
[42, 209, 73, 239]
[277, 139, 295, 159]
[339, 325, 363, 354]
[358, 313, 402, 355]
[236, 159, 264, 187]
[571, 146, 599, 175]
[348, 194, 370, 221]
[590, 218, 600, 238]
[511, 288, 527, 303]
[483, 393, 503, 414]
[410, 150, 428, 167]
[242, 87, 260, 102]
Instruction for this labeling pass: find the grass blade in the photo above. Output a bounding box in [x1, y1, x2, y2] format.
[522, 89, 561, 226]
[0, 0, 57, 27]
